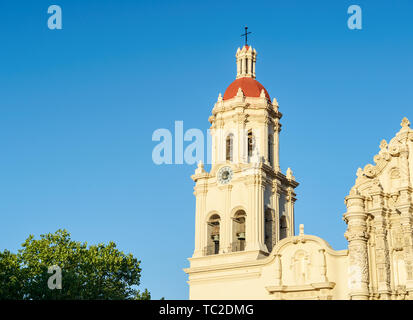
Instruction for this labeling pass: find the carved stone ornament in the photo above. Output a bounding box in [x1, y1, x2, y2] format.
[348, 245, 369, 285]
[380, 139, 388, 152]
[363, 164, 377, 178]
[389, 144, 401, 156]
[344, 230, 369, 242]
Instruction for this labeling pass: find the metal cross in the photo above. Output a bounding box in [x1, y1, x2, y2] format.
[241, 26, 251, 46]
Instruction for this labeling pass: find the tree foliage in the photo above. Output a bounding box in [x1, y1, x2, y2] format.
[0, 230, 150, 300]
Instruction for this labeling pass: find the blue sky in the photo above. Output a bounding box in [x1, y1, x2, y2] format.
[0, 0, 412, 299]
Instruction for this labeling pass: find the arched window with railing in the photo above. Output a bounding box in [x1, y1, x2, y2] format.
[226, 134, 234, 162]
[280, 215, 288, 240]
[268, 134, 274, 167]
[247, 131, 254, 161]
[231, 210, 246, 252]
[205, 214, 221, 255]
[265, 209, 275, 252]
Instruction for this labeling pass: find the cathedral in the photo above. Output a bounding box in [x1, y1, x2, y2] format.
[183, 42, 413, 300]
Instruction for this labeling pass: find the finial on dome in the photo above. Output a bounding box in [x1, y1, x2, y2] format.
[236, 87, 244, 97]
[241, 26, 251, 46]
[299, 224, 304, 236]
[260, 89, 266, 98]
[235, 33, 257, 79]
[401, 117, 410, 129]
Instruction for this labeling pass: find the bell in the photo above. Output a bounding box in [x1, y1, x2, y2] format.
[237, 232, 245, 240]
[212, 234, 220, 242]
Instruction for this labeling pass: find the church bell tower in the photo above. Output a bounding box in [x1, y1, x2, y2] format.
[190, 41, 299, 264]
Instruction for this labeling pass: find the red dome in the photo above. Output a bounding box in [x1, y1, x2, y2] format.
[223, 77, 270, 101]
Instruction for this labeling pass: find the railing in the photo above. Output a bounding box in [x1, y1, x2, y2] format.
[203, 241, 246, 256]
[203, 244, 219, 256]
[229, 241, 245, 253]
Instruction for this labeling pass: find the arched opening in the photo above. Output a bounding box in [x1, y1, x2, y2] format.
[247, 131, 255, 161]
[265, 209, 275, 252]
[231, 210, 246, 252]
[206, 214, 220, 255]
[268, 134, 274, 167]
[280, 215, 288, 240]
[226, 134, 234, 162]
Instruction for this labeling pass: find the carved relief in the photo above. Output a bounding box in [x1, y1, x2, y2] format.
[393, 251, 407, 288]
[390, 168, 401, 180]
[348, 245, 369, 289]
[392, 228, 404, 251]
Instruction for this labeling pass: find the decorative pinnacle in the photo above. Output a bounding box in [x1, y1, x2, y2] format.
[379, 139, 387, 151]
[286, 167, 295, 180]
[195, 160, 205, 174]
[401, 117, 410, 128]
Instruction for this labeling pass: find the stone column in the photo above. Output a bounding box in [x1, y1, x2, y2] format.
[397, 147, 413, 298]
[245, 173, 268, 252]
[258, 180, 266, 250]
[272, 182, 280, 242]
[263, 118, 269, 165]
[286, 186, 296, 237]
[248, 56, 252, 77]
[274, 120, 281, 172]
[274, 254, 282, 285]
[193, 182, 207, 257]
[236, 112, 247, 164]
[210, 128, 216, 166]
[319, 249, 328, 282]
[221, 184, 232, 254]
[398, 187, 413, 298]
[242, 57, 247, 77]
[370, 189, 391, 299]
[344, 191, 370, 300]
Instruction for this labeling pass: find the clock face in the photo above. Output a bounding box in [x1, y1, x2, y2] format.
[217, 166, 233, 185]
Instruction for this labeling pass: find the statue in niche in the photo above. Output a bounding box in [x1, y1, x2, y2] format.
[291, 250, 311, 285]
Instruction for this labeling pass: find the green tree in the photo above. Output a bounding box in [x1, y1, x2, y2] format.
[0, 229, 150, 300]
[0, 250, 24, 299]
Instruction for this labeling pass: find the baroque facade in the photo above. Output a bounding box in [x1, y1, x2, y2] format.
[184, 44, 413, 300]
